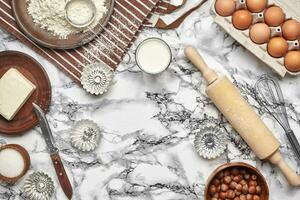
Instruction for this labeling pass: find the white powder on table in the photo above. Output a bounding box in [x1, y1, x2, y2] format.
[0, 148, 25, 178]
[27, 0, 107, 39]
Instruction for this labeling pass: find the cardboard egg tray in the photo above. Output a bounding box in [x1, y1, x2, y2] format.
[212, 0, 300, 77]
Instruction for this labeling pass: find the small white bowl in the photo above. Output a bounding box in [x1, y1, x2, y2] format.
[65, 0, 96, 29]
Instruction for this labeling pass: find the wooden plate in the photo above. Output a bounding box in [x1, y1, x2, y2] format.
[11, 0, 115, 49]
[0, 51, 51, 135]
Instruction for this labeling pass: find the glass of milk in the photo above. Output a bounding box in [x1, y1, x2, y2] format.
[135, 38, 172, 75]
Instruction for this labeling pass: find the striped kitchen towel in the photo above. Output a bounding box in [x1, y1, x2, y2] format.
[0, 0, 161, 84]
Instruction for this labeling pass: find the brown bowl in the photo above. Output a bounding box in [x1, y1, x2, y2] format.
[204, 162, 269, 200]
[0, 144, 31, 184]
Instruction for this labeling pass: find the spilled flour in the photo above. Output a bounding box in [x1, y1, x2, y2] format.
[27, 0, 107, 39]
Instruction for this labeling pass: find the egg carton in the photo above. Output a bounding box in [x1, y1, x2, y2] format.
[212, 0, 300, 77]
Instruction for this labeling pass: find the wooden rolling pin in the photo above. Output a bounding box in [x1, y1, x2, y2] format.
[185, 46, 300, 186]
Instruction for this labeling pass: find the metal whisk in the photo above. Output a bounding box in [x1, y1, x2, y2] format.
[255, 75, 300, 162]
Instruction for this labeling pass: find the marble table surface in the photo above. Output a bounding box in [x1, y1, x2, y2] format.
[1, 0, 300, 199]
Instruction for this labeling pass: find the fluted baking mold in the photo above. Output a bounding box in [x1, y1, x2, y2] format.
[70, 119, 101, 152]
[81, 63, 113, 95]
[193, 125, 227, 159]
[23, 171, 54, 200]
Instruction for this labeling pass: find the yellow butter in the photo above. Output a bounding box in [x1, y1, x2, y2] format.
[0, 68, 36, 121]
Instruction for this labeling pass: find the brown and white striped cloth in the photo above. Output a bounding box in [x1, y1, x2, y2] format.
[0, 0, 206, 85]
[0, 0, 164, 84]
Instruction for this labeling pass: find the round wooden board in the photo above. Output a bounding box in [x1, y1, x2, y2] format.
[0, 51, 51, 135]
[11, 0, 115, 49]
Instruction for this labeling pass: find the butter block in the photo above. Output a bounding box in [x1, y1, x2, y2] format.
[0, 68, 36, 121]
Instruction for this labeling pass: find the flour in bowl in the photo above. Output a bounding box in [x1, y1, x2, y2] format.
[27, 0, 107, 39]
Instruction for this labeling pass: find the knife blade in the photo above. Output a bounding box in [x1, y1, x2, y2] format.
[33, 103, 73, 200]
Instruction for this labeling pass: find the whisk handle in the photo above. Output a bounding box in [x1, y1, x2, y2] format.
[286, 130, 300, 162]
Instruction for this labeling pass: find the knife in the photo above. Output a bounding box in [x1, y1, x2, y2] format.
[33, 103, 73, 200]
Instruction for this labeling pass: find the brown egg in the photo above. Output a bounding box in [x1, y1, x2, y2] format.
[246, 0, 267, 13]
[232, 10, 253, 30]
[264, 6, 285, 26]
[267, 37, 288, 58]
[284, 51, 300, 72]
[215, 0, 236, 17]
[282, 19, 300, 40]
[249, 23, 270, 44]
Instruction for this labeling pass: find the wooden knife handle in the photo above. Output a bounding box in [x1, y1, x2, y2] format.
[51, 152, 73, 199]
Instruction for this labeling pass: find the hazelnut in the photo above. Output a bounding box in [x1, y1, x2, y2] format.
[227, 189, 235, 199]
[211, 198, 218, 200]
[224, 170, 230, 176]
[244, 174, 250, 180]
[220, 192, 227, 199]
[218, 172, 225, 179]
[242, 185, 248, 194]
[233, 175, 242, 183]
[209, 185, 217, 195]
[253, 195, 260, 200]
[231, 168, 240, 175]
[216, 185, 221, 192]
[246, 194, 253, 200]
[221, 183, 229, 192]
[249, 180, 257, 187]
[248, 186, 256, 194]
[251, 175, 257, 180]
[213, 178, 220, 186]
[234, 197, 240, 200]
[224, 176, 232, 184]
[239, 194, 246, 200]
[213, 193, 219, 198]
[255, 186, 261, 194]
[230, 181, 238, 189]
[236, 184, 242, 191]
[239, 180, 247, 185]
[235, 190, 241, 196]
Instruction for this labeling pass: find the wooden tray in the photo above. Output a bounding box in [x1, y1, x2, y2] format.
[11, 0, 115, 49]
[0, 51, 51, 135]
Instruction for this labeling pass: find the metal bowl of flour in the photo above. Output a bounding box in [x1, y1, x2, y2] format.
[11, 0, 115, 49]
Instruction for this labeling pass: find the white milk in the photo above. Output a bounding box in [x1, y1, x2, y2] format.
[136, 38, 172, 74]
[0, 148, 25, 178]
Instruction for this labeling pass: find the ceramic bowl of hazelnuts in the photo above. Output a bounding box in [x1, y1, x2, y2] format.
[205, 162, 269, 200]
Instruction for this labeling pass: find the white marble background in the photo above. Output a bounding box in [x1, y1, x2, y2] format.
[1, 0, 300, 199]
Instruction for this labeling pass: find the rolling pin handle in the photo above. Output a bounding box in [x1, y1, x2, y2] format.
[184, 46, 218, 84]
[268, 150, 300, 186]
